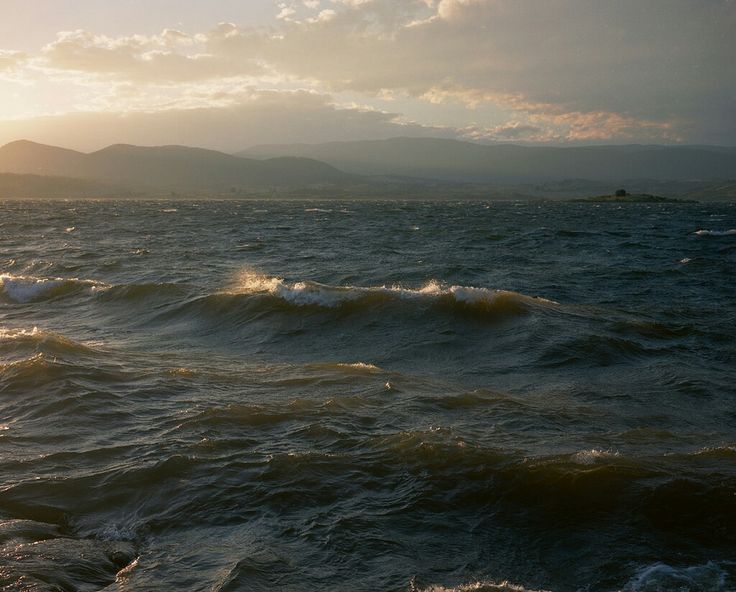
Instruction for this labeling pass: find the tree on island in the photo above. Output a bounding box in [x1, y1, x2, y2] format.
[615, 189, 627, 197]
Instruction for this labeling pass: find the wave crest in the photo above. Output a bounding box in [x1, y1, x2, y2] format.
[0, 327, 99, 359]
[410, 580, 550, 592]
[0, 273, 104, 303]
[226, 271, 553, 315]
[694, 229, 736, 236]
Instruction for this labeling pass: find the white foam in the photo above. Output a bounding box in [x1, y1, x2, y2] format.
[0, 327, 41, 340]
[229, 271, 553, 310]
[694, 229, 736, 236]
[0, 273, 104, 303]
[1, 274, 67, 302]
[412, 580, 550, 592]
[623, 561, 728, 591]
[572, 448, 620, 465]
[693, 444, 736, 456]
[334, 362, 381, 371]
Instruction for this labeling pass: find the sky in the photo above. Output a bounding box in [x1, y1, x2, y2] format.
[0, 0, 734, 151]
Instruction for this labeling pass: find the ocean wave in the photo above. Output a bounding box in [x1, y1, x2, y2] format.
[411, 580, 550, 592]
[571, 448, 621, 465]
[612, 320, 696, 339]
[220, 270, 554, 316]
[694, 229, 736, 236]
[173, 402, 304, 431]
[691, 445, 736, 458]
[0, 273, 104, 303]
[0, 529, 136, 592]
[97, 281, 191, 302]
[623, 561, 729, 591]
[306, 361, 382, 373]
[171, 393, 386, 433]
[537, 334, 660, 368]
[0, 519, 62, 545]
[0, 327, 101, 361]
[420, 389, 523, 411]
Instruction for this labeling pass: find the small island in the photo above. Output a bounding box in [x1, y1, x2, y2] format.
[568, 189, 695, 203]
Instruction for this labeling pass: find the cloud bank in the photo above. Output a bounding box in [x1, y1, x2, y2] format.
[0, 0, 733, 148]
[0, 90, 457, 152]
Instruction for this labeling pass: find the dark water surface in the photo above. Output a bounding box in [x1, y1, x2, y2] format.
[1, 199, 735, 591]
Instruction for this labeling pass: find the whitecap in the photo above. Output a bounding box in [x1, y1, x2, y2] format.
[1, 274, 68, 302]
[692, 444, 736, 456]
[334, 362, 381, 371]
[572, 448, 620, 465]
[0, 326, 41, 340]
[694, 229, 736, 236]
[0, 273, 105, 303]
[227, 270, 555, 311]
[411, 579, 550, 592]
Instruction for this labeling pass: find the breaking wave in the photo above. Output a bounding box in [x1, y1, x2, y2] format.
[0, 273, 104, 303]
[694, 229, 736, 236]
[410, 580, 550, 592]
[219, 270, 555, 316]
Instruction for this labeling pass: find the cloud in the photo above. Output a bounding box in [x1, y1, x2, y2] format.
[309, 9, 338, 23]
[240, 0, 732, 142]
[41, 28, 264, 82]
[1, 0, 734, 144]
[0, 90, 455, 152]
[328, 0, 724, 126]
[421, 87, 683, 142]
[0, 50, 27, 71]
[472, 122, 544, 141]
[276, 5, 298, 21]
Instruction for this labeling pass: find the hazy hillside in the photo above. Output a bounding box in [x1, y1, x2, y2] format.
[2, 138, 733, 200]
[0, 173, 121, 198]
[0, 140, 351, 191]
[240, 137, 736, 183]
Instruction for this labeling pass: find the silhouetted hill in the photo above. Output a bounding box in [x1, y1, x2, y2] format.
[239, 137, 736, 183]
[0, 140, 351, 191]
[0, 140, 88, 176]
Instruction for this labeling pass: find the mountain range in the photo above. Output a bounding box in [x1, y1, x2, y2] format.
[0, 140, 349, 193]
[1, 137, 734, 199]
[240, 137, 736, 183]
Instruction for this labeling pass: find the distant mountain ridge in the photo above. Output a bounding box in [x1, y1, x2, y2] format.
[1, 138, 734, 200]
[239, 137, 736, 183]
[0, 140, 350, 191]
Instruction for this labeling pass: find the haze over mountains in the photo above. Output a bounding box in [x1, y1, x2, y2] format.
[241, 138, 736, 183]
[1, 137, 735, 199]
[0, 140, 349, 194]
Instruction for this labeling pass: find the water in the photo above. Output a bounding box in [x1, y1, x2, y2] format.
[1, 199, 735, 591]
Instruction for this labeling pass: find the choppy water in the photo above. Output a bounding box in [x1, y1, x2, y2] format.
[1, 199, 735, 592]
